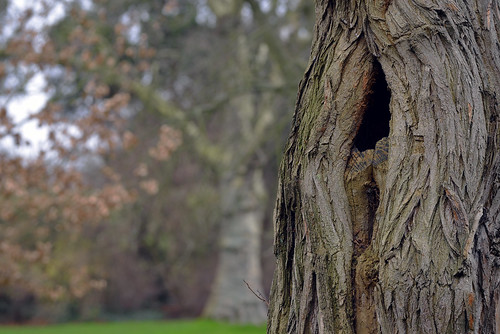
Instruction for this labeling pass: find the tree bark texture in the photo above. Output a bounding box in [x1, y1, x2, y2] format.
[268, 0, 500, 333]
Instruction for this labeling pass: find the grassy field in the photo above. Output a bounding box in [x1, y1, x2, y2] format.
[0, 319, 266, 334]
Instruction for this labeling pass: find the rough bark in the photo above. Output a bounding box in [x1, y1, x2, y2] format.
[268, 0, 500, 333]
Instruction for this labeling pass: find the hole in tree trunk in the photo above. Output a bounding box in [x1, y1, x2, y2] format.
[353, 60, 391, 151]
[345, 59, 391, 334]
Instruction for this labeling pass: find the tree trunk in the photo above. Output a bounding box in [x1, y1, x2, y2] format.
[204, 167, 268, 324]
[202, 36, 271, 321]
[203, 13, 288, 322]
[268, 0, 500, 333]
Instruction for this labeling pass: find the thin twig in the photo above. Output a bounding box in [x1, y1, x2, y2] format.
[243, 280, 269, 307]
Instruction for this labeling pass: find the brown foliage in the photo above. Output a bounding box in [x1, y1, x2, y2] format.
[0, 0, 180, 311]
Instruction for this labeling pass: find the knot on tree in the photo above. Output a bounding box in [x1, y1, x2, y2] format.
[345, 136, 389, 255]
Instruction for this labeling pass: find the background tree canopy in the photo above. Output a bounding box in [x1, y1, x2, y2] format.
[0, 0, 312, 323]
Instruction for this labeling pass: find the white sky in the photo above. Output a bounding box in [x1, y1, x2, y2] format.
[1, 0, 67, 157]
[1, 73, 51, 157]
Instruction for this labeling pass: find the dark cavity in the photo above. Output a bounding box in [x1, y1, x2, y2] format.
[353, 61, 391, 151]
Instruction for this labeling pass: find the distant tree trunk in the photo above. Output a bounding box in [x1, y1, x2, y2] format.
[202, 31, 271, 324]
[204, 167, 268, 324]
[268, 0, 500, 333]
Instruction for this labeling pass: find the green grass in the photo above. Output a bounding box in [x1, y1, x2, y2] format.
[0, 319, 266, 334]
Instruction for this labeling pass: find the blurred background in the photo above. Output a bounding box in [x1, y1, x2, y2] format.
[0, 0, 313, 325]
